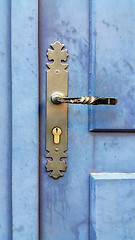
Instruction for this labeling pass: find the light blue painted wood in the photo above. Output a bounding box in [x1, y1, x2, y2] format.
[39, 0, 92, 239]
[90, 0, 135, 130]
[39, 0, 135, 239]
[91, 133, 135, 173]
[1, 0, 135, 239]
[90, 173, 135, 240]
[0, 1, 12, 239]
[11, 1, 39, 239]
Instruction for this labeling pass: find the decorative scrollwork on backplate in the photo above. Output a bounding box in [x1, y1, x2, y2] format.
[46, 41, 68, 70]
[46, 41, 68, 179]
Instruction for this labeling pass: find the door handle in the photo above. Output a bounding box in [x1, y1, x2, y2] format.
[51, 92, 117, 105]
[46, 41, 117, 180]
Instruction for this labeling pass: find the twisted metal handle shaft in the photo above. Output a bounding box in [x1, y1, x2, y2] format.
[51, 92, 117, 105]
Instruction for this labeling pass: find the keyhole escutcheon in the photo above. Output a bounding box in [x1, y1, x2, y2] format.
[52, 127, 62, 144]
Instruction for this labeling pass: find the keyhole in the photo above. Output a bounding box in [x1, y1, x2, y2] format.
[52, 127, 62, 144]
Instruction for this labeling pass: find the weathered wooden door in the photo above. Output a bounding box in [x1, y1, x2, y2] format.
[1, 0, 135, 239]
[39, 0, 135, 239]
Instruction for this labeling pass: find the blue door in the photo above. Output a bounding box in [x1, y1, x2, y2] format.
[39, 0, 135, 240]
[1, 0, 135, 239]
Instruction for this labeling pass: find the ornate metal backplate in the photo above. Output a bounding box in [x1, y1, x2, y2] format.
[46, 41, 68, 179]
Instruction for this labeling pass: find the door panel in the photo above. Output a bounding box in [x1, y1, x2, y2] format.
[90, 0, 135, 131]
[39, 0, 135, 239]
[90, 174, 135, 240]
[92, 133, 135, 172]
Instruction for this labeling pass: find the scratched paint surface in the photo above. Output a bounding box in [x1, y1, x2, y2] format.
[39, 0, 135, 240]
[90, 0, 135, 130]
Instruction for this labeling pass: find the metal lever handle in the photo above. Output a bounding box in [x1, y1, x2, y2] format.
[51, 92, 118, 105]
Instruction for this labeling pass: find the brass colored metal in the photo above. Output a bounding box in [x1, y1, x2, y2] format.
[52, 127, 62, 144]
[46, 41, 68, 180]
